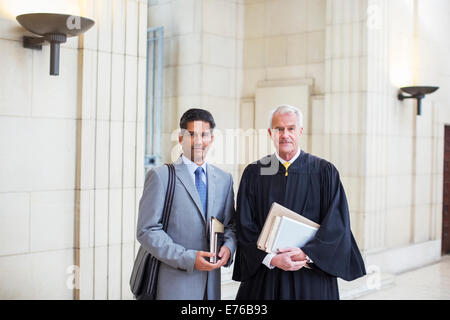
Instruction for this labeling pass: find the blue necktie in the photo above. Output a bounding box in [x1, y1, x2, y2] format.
[195, 167, 207, 217]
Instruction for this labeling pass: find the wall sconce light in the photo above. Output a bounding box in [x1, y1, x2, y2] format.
[16, 13, 95, 76]
[397, 86, 439, 116]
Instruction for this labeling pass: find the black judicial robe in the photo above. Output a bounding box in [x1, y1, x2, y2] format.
[232, 151, 366, 300]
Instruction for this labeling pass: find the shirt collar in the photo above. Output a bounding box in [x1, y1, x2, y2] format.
[275, 148, 301, 164]
[181, 154, 207, 174]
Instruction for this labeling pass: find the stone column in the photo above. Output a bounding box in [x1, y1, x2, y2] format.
[322, 0, 373, 250]
[75, 0, 148, 300]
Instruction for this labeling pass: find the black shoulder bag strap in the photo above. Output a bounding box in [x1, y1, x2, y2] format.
[161, 163, 176, 231]
[143, 163, 176, 298]
[133, 163, 176, 299]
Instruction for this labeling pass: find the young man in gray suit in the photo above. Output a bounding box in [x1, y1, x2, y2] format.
[136, 108, 236, 300]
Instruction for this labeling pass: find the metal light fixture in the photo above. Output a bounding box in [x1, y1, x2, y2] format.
[16, 13, 95, 76]
[397, 86, 439, 116]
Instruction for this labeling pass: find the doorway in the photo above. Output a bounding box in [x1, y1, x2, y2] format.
[443, 125, 450, 254]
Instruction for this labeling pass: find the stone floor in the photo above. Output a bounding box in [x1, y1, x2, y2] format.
[356, 255, 450, 300]
[222, 255, 450, 300]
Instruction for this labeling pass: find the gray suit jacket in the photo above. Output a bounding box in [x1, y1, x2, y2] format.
[136, 156, 236, 300]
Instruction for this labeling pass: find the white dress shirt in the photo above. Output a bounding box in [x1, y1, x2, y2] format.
[274, 148, 301, 166]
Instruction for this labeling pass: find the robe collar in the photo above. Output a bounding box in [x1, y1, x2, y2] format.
[275, 148, 301, 165]
[261, 149, 308, 175]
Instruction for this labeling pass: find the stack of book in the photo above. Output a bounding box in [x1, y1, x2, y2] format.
[257, 202, 320, 254]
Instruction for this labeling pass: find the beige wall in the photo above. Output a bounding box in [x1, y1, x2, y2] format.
[360, 0, 449, 265]
[0, 0, 147, 299]
[0, 0, 81, 299]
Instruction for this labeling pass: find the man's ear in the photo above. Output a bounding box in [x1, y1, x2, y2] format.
[178, 132, 183, 144]
[299, 127, 304, 136]
[268, 128, 272, 138]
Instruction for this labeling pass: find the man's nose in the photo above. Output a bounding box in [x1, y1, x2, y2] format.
[193, 133, 203, 144]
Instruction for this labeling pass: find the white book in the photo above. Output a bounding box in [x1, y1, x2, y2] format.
[265, 216, 281, 253]
[269, 216, 318, 253]
[257, 202, 320, 253]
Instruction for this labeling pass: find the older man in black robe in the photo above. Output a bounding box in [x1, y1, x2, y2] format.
[232, 104, 366, 300]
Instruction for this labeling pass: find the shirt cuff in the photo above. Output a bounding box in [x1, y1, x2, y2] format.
[262, 253, 276, 269]
[306, 255, 313, 263]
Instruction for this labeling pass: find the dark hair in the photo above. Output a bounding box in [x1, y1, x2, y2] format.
[179, 108, 216, 130]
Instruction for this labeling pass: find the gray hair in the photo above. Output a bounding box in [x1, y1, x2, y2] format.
[268, 104, 303, 129]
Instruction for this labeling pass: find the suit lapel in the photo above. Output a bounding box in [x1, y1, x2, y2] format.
[206, 163, 216, 222]
[173, 157, 206, 223]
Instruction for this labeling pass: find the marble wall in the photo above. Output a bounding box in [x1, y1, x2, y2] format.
[1, 0, 449, 299]
[0, 0, 81, 299]
[76, 0, 147, 300]
[0, 0, 147, 299]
